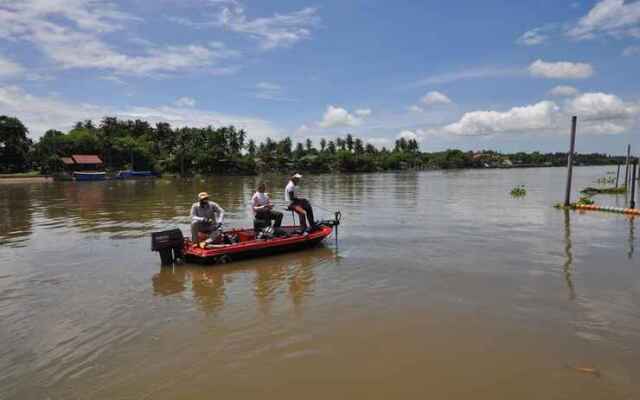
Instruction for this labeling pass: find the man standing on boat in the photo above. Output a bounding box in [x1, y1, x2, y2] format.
[285, 173, 317, 232]
[190, 192, 225, 242]
[252, 183, 283, 228]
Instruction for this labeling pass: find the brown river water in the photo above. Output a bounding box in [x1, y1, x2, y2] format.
[0, 167, 638, 399]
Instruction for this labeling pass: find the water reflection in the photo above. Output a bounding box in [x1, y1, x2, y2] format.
[0, 185, 34, 247]
[562, 210, 576, 301]
[152, 247, 335, 315]
[628, 217, 635, 259]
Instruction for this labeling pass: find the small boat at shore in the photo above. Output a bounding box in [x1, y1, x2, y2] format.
[115, 170, 158, 179]
[73, 171, 107, 181]
[151, 214, 340, 265]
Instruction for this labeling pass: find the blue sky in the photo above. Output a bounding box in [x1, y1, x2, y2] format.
[0, 0, 639, 154]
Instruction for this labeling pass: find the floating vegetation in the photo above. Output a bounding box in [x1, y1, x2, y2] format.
[581, 186, 626, 196]
[510, 185, 527, 197]
[576, 196, 594, 206]
[595, 176, 616, 185]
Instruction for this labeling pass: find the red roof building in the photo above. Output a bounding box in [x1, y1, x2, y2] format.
[61, 157, 74, 165]
[71, 155, 103, 165]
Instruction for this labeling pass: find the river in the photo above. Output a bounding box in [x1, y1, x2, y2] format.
[0, 167, 638, 399]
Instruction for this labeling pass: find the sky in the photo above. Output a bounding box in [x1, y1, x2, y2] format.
[0, 0, 639, 154]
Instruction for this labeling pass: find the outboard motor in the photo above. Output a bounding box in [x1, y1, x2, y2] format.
[151, 229, 184, 265]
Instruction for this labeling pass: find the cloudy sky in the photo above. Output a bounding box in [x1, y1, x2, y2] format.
[0, 0, 639, 153]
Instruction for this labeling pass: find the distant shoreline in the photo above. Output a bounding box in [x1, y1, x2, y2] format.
[0, 175, 53, 184]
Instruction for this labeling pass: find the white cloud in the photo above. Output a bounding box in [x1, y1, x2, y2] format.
[355, 108, 372, 117]
[296, 124, 310, 134]
[517, 28, 548, 45]
[318, 105, 363, 128]
[441, 101, 560, 136]
[565, 92, 638, 121]
[421, 91, 452, 105]
[549, 85, 579, 97]
[0, 85, 279, 140]
[528, 59, 594, 79]
[434, 92, 638, 137]
[366, 137, 392, 149]
[397, 130, 420, 142]
[256, 82, 281, 91]
[174, 97, 197, 107]
[0, 0, 239, 76]
[623, 45, 640, 56]
[217, 5, 320, 49]
[253, 81, 293, 101]
[408, 105, 423, 113]
[413, 66, 523, 86]
[0, 56, 23, 78]
[568, 0, 640, 40]
[98, 75, 126, 85]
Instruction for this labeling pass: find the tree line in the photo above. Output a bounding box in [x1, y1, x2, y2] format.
[0, 115, 626, 175]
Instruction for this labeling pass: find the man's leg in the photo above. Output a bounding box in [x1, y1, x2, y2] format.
[191, 221, 203, 242]
[291, 204, 307, 229]
[301, 199, 316, 227]
[271, 210, 283, 228]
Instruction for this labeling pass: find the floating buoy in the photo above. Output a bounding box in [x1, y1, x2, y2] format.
[574, 203, 640, 215]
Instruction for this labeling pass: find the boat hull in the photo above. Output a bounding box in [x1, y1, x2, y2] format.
[115, 170, 157, 179]
[183, 225, 334, 264]
[73, 172, 106, 181]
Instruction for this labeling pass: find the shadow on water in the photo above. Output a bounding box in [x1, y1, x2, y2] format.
[152, 246, 337, 316]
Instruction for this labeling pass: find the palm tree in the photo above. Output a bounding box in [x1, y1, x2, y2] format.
[346, 134, 354, 152]
[354, 138, 364, 155]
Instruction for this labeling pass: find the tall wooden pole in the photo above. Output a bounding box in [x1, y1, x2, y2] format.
[615, 163, 621, 188]
[631, 160, 637, 209]
[564, 116, 578, 207]
[624, 144, 631, 189]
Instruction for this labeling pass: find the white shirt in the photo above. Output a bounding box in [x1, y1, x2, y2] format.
[251, 192, 271, 214]
[284, 181, 298, 203]
[190, 201, 224, 224]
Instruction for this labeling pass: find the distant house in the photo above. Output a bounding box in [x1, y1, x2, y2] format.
[60, 155, 104, 171]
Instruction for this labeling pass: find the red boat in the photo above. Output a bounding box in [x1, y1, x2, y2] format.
[151, 214, 340, 265]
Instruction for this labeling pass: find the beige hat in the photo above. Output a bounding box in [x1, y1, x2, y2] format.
[292, 173, 303, 179]
[198, 192, 209, 200]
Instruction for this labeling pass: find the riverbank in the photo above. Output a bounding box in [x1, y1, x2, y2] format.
[0, 173, 53, 184]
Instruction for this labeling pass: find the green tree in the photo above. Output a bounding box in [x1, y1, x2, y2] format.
[0, 116, 32, 173]
[346, 134, 354, 152]
[327, 140, 337, 154]
[247, 139, 257, 157]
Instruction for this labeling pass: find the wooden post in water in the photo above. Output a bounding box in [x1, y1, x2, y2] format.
[624, 144, 631, 189]
[615, 163, 621, 188]
[631, 160, 638, 209]
[564, 116, 578, 207]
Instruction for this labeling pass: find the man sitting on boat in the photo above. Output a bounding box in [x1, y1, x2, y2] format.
[190, 192, 225, 243]
[252, 183, 283, 229]
[285, 173, 317, 232]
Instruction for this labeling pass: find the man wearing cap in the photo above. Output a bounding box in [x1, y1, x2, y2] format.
[285, 173, 317, 232]
[190, 192, 225, 242]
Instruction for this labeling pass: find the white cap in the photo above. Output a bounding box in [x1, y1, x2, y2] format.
[292, 173, 303, 179]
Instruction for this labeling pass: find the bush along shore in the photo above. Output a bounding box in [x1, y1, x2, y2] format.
[1, 115, 628, 176]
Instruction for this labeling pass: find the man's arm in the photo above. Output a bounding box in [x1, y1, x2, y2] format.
[252, 194, 266, 212]
[212, 202, 225, 224]
[191, 204, 205, 223]
[288, 187, 300, 202]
